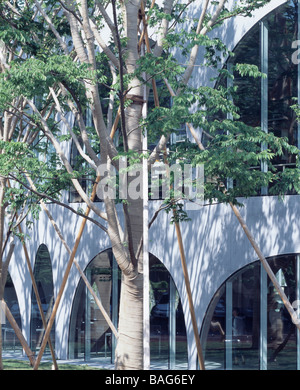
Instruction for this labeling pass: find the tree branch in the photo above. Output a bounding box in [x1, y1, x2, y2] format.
[33, 0, 69, 55]
[95, 0, 118, 47]
[8, 173, 108, 232]
[153, 0, 175, 57]
[26, 99, 108, 222]
[181, 0, 225, 88]
[49, 87, 98, 170]
[1, 240, 15, 291]
[89, 19, 120, 70]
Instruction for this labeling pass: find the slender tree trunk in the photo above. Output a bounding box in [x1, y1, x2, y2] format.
[0, 178, 5, 370]
[0, 311, 2, 370]
[109, 0, 145, 370]
[115, 273, 143, 370]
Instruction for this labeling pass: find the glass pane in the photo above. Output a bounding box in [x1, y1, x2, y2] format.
[267, 3, 298, 166]
[200, 286, 226, 369]
[68, 278, 85, 359]
[88, 251, 113, 359]
[68, 249, 118, 361]
[150, 258, 170, 365]
[230, 264, 261, 369]
[267, 255, 297, 370]
[201, 255, 299, 370]
[175, 296, 188, 368]
[201, 263, 261, 370]
[232, 24, 261, 127]
[30, 244, 55, 353]
[149, 255, 188, 369]
[69, 251, 188, 368]
[3, 273, 22, 352]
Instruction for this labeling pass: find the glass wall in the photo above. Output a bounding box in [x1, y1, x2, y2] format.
[149, 256, 187, 368]
[268, 3, 298, 164]
[226, 1, 299, 194]
[30, 244, 55, 353]
[200, 254, 300, 370]
[232, 24, 261, 128]
[69, 249, 188, 369]
[2, 273, 22, 352]
[68, 249, 119, 361]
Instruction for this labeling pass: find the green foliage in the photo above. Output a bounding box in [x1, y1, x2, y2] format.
[0, 0, 298, 231]
[0, 139, 72, 226]
[0, 1, 67, 57]
[234, 63, 266, 79]
[0, 55, 94, 108]
[164, 199, 191, 224]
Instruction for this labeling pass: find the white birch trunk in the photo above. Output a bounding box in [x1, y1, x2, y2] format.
[115, 273, 143, 369]
[112, 0, 145, 370]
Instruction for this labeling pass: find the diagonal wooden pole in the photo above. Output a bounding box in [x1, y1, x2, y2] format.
[18, 224, 59, 369]
[2, 299, 36, 367]
[7, 180, 58, 369]
[141, 19, 206, 368]
[229, 202, 300, 332]
[179, 98, 300, 334]
[32, 111, 120, 370]
[32, 179, 100, 370]
[173, 219, 206, 370]
[26, 173, 118, 340]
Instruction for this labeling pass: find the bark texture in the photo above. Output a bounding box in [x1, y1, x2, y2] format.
[115, 273, 143, 370]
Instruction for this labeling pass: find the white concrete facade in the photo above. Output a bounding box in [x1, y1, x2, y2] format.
[5, 0, 300, 369]
[7, 194, 300, 367]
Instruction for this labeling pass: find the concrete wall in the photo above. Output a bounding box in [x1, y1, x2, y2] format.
[5, 0, 298, 369]
[173, 0, 288, 89]
[7, 194, 300, 366]
[149, 195, 300, 368]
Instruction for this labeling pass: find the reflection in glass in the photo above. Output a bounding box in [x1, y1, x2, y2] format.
[68, 249, 118, 360]
[30, 244, 55, 353]
[232, 24, 261, 128]
[268, 3, 298, 166]
[149, 256, 187, 368]
[69, 250, 188, 369]
[3, 273, 22, 351]
[219, 1, 299, 195]
[200, 255, 298, 370]
[267, 256, 297, 369]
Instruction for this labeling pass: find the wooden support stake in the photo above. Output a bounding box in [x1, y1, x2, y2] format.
[33, 112, 121, 370]
[19, 225, 59, 369]
[141, 20, 206, 367]
[182, 105, 300, 333]
[174, 219, 206, 370]
[7, 180, 58, 369]
[230, 202, 300, 332]
[2, 299, 36, 367]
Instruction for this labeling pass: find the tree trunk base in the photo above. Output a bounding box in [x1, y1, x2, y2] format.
[115, 273, 143, 370]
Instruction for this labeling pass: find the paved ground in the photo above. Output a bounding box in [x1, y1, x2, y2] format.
[2, 350, 189, 370]
[2, 350, 115, 369]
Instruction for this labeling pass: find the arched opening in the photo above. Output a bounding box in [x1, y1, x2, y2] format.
[200, 254, 300, 370]
[149, 255, 187, 369]
[30, 244, 55, 353]
[68, 249, 188, 369]
[2, 272, 22, 353]
[68, 249, 118, 361]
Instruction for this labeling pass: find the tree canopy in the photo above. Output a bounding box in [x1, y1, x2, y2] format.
[0, 0, 299, 370]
